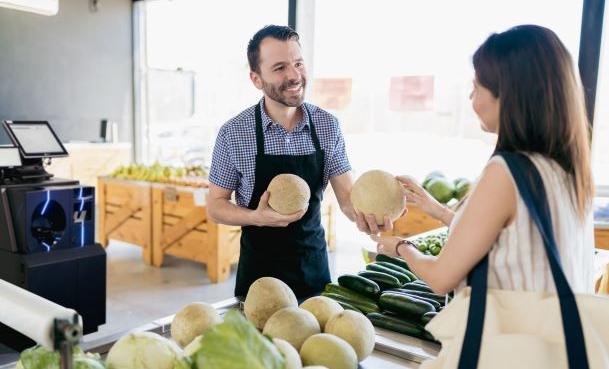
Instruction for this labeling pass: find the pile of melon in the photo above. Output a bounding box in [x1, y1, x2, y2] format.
[244, 277, 376, 369]
[100, 277, 375, 369]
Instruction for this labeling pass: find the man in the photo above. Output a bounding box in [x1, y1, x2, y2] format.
[207, 25, 365, 299]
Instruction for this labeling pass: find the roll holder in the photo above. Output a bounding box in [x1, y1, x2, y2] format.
[0, 280, 82, 369]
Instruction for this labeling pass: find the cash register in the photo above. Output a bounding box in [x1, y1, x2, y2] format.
[0, 121, 106, 351]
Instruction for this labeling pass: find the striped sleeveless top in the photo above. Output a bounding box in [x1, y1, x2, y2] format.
[451, 153, 595, 293]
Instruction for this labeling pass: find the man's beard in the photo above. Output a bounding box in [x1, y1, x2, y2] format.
[261, 77, 307, 107]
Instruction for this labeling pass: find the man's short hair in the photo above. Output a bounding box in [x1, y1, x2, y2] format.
[247, 25, 300, 73]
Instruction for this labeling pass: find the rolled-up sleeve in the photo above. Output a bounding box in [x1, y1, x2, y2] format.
[209, 129, 239, 190]
[326, 118, 351, 179]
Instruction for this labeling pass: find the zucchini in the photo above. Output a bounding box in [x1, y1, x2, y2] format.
[385, 290, 442, 311]
[366, 263, 411, 285]
[422, 330, 439, 343]
[337, 274, 380, 299]
[411, 279, 430, 286]
[421, 311, 438, 325]
[357, 271, 402, 290]
[366, 312, 424, 337]
[324, 283, 378, 304]
[375, 261, 411, 275]
[379, 292, 436, 319]
[403, 282, 434, 293]
[375, 253, 411, 271]
[337, 301, 362, 313]
[321, 292, 380, 314]
[401, 269, 419, 282]
[393, 289, 448, 305]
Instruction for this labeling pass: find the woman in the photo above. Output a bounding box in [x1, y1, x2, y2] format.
[368, 25, 595, 295]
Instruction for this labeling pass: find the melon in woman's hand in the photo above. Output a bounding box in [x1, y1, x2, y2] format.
[351, 170, 406, 225]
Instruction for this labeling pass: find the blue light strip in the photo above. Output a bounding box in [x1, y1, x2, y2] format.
[40, 191, 50, 215]
[79, 188, 85, 212]
[79, 187, 86, 246]
[41, 241, 50, 252]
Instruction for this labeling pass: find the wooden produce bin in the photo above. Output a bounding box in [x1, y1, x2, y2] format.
[384, 202, 444, 238]
[151, 185, 241, 283]
[98, 177, 153, 264]
[596, 225, 609, 250]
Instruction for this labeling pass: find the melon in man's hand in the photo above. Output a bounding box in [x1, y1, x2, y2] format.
[350, 170, 406, 225]
[267, 174, 311, 214]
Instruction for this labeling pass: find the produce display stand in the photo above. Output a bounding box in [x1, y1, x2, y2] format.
[595, 223, 609, 249]
[385, 202, 444, 238]
[150, 184, 240, 283]
[98, 177, 153, 265]
[98, 176, 336, 282]
[0, 297, 438, 369]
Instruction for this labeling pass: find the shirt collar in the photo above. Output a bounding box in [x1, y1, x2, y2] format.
[259, 97, 310, 132]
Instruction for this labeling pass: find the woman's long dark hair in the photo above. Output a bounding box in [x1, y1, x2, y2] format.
[473, 25, 593, 220]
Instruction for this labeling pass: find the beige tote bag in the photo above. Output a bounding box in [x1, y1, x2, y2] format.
[421, 152, 609, 369]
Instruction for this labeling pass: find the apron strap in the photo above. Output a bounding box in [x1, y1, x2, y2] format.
[303, 105, 322, 153]
[254, 103, 266, 156]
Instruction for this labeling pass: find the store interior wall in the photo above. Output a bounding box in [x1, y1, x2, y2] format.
[0, 0, 133, 143]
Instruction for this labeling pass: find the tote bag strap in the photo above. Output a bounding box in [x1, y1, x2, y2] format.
[457, 151, 589, 369]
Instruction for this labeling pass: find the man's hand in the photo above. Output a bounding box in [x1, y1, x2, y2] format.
[354, 212, 393, 235]
[251, 191, 307, 227]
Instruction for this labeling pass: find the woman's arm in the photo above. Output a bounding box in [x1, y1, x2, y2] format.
[372, 162, 517, 294]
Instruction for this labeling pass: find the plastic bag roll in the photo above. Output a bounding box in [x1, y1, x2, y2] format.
[0, 279, 81, 349]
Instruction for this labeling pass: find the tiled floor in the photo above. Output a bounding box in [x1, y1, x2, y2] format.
[87, 213, 374, 340]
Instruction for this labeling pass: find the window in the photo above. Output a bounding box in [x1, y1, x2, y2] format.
[140, 0, 288, 165]
[309, 0, 584, 183]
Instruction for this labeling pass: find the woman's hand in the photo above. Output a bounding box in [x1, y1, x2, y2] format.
[370, 234, 403, 257]
[398, 176, 448, 221]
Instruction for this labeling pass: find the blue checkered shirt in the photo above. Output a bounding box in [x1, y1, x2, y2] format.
[209, 98, 351, 207]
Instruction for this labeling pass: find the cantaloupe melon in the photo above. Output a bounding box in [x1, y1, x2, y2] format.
[324, 310, 375, 361]
[351, 170, 405, 225]
[299, 296, 343, 331]
[244, 277, 298, 329]
[267, 174, 310, 214]
[263, 307, 321, 350]
[299, 334, 358, 369]
[273, 338, 303, 369]
[171, 302, 221, 348]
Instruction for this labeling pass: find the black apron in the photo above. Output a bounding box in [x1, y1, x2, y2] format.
[234, 103, 330, 299]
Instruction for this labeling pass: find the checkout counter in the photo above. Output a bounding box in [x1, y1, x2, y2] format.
[0, 121, 106, 361]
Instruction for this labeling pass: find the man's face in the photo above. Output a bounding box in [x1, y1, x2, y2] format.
[251, 37, 307, 107]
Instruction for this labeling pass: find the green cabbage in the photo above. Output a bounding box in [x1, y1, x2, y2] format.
[16, 346, 105, 369]
[106, 332, 180, 369]
[188, 309, 284, 369]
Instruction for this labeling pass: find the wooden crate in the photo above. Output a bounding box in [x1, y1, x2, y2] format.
[151, 186, 241, 283]
[596, 227, 609, 250]
[97, 177, 153, 264]
[384, 202, 444, 238]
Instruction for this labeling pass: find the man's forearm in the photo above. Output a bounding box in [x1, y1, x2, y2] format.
[208, 198, 256, 226]
[340, 203, 357, 222]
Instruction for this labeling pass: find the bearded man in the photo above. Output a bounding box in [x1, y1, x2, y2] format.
[207, 25, 382, 299]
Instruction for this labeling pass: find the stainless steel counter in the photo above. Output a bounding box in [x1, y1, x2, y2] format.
[0, 297, 439, 369]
